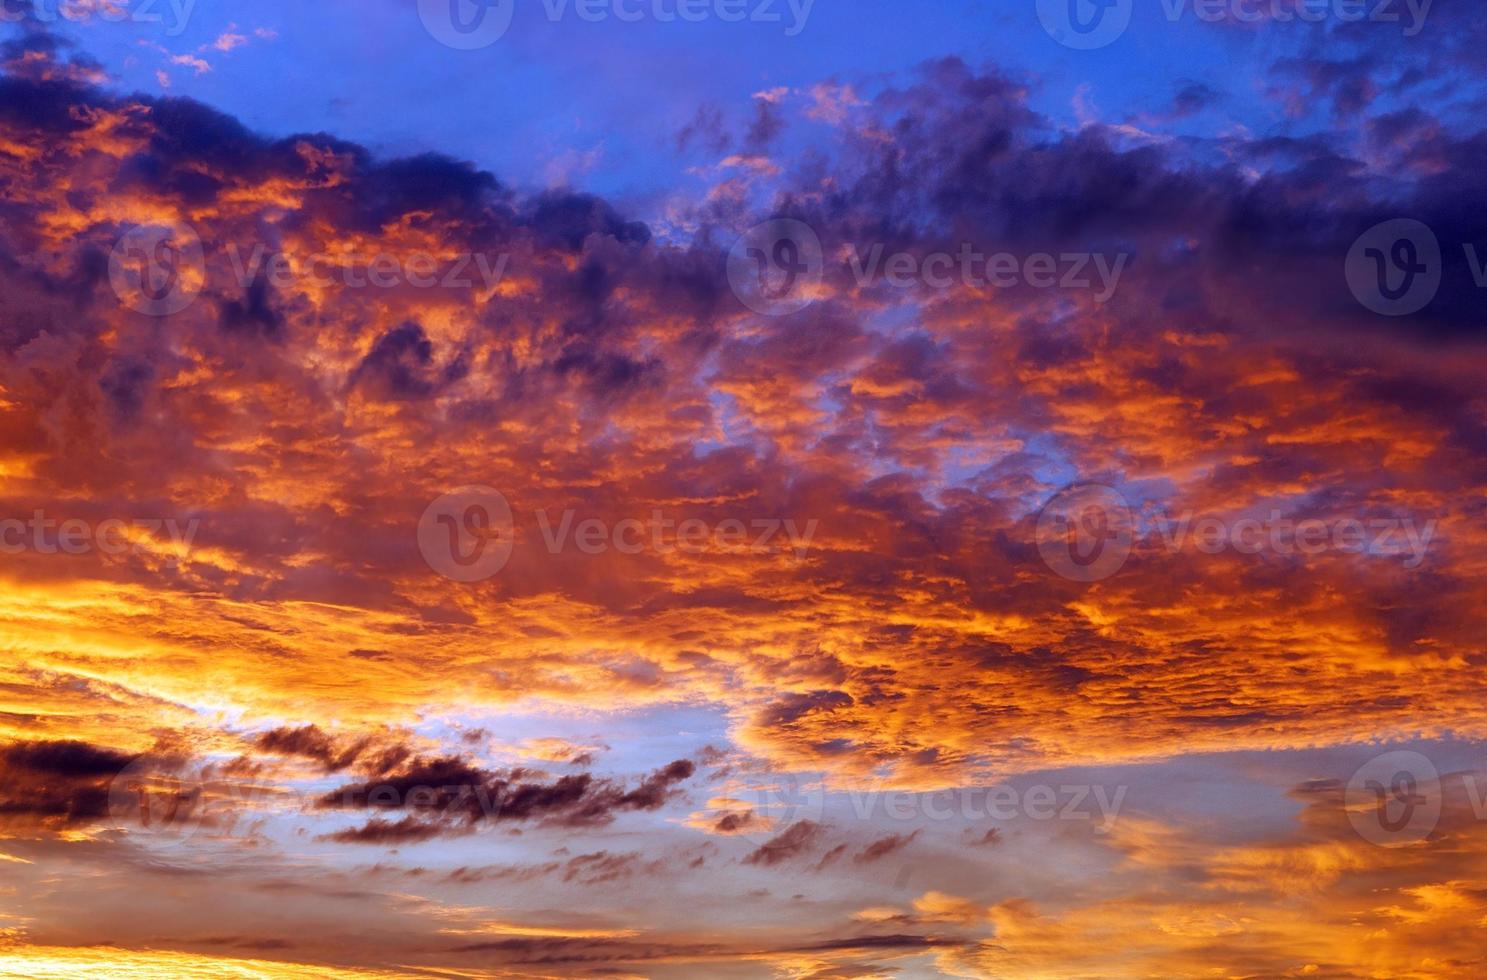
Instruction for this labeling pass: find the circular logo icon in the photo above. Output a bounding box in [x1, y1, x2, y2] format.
[107, 756, 266, 848]
[418, 0, 514, 49]
[1036, 483, 1134, 582]
[1346, 750, 1441, 847]
[1346, 218, 1441, 316]
[108, 222, 204, 316]
[1036, 0, 1133, 49]
[727, 218, 824, 317]
[417, 486, 515, 582]
[727, 769, 827, 847]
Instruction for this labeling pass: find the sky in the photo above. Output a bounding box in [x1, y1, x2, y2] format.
[2, 0, 1487, 977]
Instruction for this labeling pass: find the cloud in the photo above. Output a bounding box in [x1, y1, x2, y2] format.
[2, 23, 1487, 979]
[252, 724, 380, 772]
[316, 756, 696, 841]
[744, 820, 824, 866]
[854, 830, 920, 864]
[0, 739, 136, 826]
[319, 815, 452, 846]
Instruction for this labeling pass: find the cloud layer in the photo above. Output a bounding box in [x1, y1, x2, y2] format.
[2, 11, 1487, 977]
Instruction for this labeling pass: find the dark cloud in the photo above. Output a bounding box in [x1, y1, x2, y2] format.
[758, 691, 855, 729]
[791, 933, 958, 952]
[812, 842, 848, 872]
[609, 759, 695, 809]
[854, 830, 920, 864]
[744, 820, 824, 866]
[349, 322, 468, 401]
[252, 724, 371, 773]
[714, 810, 756, 833]
[217, 275, 283, 337]
[525, 190, 651, 252]
[0, 739, 136, 825]
[319, 815, 453, 845]
[1169, 82, 1221, 118]
[676, 103, 729, 155]
[1, 738, 134, 776]
[745, 95, 785, 152]
[316, 756, 696, 841]
[560, 850, 651, 885]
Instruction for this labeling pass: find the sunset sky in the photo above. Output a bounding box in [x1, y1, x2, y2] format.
[3, 0, 1487, 977]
